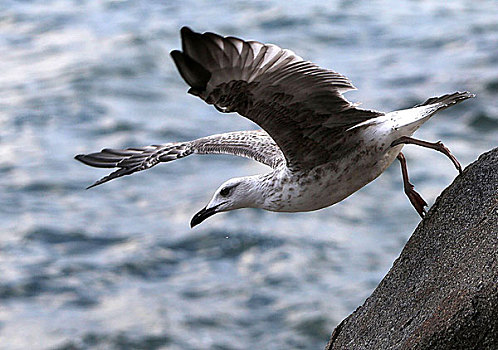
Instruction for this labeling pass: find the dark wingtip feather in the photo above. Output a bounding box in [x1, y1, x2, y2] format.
[85, 178, 109, 190]
[84, 167, 138, 190]
[170, 49, 211, 92]
[75, 154, 104, 167]
[75, 152, 135, 189]
[180, 26, 197, 53]
[180, 26, 194, 37]
[86, 178, 107, 190]
[86, 182, 99, 190]
[74, 153, 118, 168]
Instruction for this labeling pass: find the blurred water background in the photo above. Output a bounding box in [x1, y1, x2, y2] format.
[0, 0, 497, 349]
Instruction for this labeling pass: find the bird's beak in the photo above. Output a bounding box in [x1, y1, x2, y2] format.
[190, 204, 222, 228]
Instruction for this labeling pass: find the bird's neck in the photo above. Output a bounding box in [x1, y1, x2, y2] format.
[250, 169, 292, 211]
[234, 171, 282, 210]
[236, 173, 266, 208]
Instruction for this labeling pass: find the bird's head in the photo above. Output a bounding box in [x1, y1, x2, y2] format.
[190, 176, 262, 228]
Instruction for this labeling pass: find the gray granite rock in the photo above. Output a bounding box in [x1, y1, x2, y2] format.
[326, 148, 498, 350]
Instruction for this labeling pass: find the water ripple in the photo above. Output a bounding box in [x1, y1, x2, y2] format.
[0, 0, 496, 349]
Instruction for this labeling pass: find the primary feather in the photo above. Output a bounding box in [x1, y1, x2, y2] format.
[75, 130, 284, 188]
[171, 27, 383, 170]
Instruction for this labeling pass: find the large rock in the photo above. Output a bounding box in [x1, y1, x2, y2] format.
[326, 148, 498, 350]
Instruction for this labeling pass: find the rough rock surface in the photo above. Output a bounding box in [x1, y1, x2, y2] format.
[326, 148, 498, 350]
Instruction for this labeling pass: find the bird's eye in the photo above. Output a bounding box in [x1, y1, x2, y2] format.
[220, 187, 231, 197]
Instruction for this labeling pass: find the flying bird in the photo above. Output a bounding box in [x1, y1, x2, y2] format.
[75, 27, 474, 227]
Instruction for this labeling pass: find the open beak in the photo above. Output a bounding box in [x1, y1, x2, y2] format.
[190, 203, 223, 228]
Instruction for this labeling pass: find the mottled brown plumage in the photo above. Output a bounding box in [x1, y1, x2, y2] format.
[171, 27, 383, 170]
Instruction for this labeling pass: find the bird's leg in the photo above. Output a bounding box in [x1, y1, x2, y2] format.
[397, 152, 427, 218]
[391, 136, 462, 174]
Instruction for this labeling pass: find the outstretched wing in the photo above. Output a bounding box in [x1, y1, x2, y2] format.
[171, 27, 383, 170]
[75, 130, 284, 188]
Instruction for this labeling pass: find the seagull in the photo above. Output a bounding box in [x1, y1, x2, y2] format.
[75, 27, 474, 227]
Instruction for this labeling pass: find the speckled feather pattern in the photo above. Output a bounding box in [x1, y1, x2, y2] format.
[173, 27, 384, 170]
[75, 27, 474, 216]
[75, 130, 284, 188]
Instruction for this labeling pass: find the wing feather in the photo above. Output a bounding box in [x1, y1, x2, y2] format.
[75, 130, 284, 188]
[171, 27, 383, 169]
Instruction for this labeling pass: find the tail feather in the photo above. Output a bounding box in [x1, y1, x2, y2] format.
[75, 143, 192, 189]
[406, 91, 475, 129]
[415, 91, 475, 112]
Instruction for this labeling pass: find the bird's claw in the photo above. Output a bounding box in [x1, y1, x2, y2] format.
[406, 187, 428, 218]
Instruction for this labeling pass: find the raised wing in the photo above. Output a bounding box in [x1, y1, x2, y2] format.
[75, 130, 284, 188]
[171, 27, 383, 170]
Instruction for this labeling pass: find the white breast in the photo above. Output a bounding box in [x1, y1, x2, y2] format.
[262, 115, 414, 212]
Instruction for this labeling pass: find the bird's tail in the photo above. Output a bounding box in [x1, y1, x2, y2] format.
[415, 91, 475, 125]
[386, 91, 474, 135]
[75, 142, 192, 189]
[415, 91, 475, 113]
